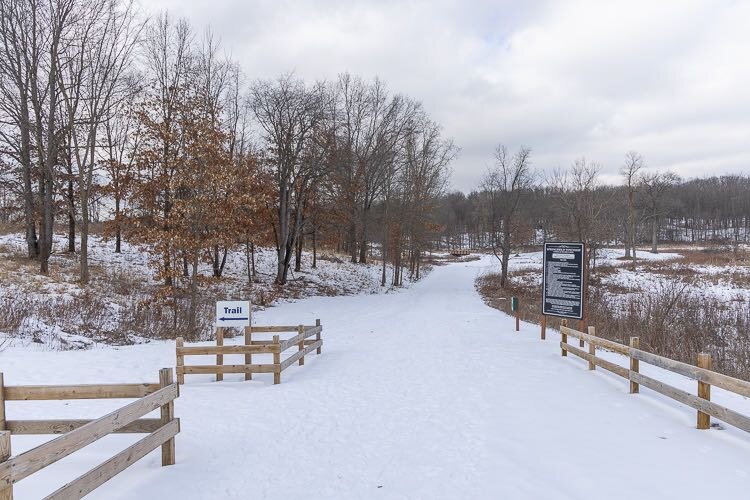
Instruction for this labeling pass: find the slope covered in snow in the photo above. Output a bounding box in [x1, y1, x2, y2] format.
[2, 255, 750, 499]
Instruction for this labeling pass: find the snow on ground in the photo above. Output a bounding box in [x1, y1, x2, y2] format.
[2, 255, 750, 499]
[0, 231, 418, 347]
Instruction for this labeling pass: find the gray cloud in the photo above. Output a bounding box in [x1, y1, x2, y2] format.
[146, 0, 750, 191]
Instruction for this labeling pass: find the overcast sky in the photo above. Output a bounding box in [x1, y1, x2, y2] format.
[146, 0, 750, 192]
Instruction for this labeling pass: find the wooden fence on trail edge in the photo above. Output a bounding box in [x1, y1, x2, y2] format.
[0, 368, 179, 500]
[176, 320, 323, 385]
[558, 321, 750, 434]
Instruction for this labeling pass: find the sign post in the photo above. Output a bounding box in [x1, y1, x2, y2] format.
[542, 242, 585, 321]
[215, 300, 251, 328]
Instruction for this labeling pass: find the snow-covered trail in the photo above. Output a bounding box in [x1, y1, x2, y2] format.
[4, 256, 750, 499]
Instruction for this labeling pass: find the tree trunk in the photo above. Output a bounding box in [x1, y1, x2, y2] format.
[187, 248, 200, 340]
[114, 196, 122, 253]
[312, 226, 317, 269]
[651, 215, 659, 253]
[67, 174, 75, 253]
[295, 230, 303, 272]
[359, 206, 368, 264]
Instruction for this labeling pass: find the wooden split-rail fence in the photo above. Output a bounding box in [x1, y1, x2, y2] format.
[176, 320, 323, 385]
[0, 368, 179, 499]
[558, 320, 750, 434]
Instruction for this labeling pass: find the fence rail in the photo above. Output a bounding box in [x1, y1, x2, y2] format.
[0, 368, 179, 499]
[176, 320, 323, 385]
[559, 323, 750, 433]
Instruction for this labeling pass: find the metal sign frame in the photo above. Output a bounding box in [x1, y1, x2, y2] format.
[542, 241, 585, 320]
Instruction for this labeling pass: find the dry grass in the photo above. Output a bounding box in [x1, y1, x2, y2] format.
[477, 262, 750, 381]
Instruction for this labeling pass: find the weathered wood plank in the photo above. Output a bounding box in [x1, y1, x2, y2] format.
[0, 384, 178, 486]
[176, 344, 280, 356]
[5, 419, 161, 435]
[303, 325, 322, 335]
[250, 326, 305, 333]
[4, 384, 161, 401]
[630, 371, 750, 433]
[244, 326, 253, 382]
[560, 326, 630, 355]
[181, 364, 276, 375]
[560, 342, 629, 379]
[630, 348, 750, 398]
[44, 419, 180, 500]
[0, 431, 10, 500]
[281, 340, 323, 371]
[159, 369, 175, 466]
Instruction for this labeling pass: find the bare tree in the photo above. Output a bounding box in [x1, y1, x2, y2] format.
[483, 144, 533, 288]
[250, 73, 325, 284]
[57, 0, 142, 283]
[640, 171, 680, 253]
[620, 151, 643, 265]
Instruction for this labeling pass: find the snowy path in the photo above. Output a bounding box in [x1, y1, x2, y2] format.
[4, 256, 750, 499]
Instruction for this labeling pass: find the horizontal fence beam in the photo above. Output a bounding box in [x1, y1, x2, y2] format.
[280, 328, 323, 352]
[250, 325, 313, 333]
[177, 344, 280, 356]
[629, 348, 750, 399]
[44, 419, 180, 500]
[560, 342, 629, 379]
[631, 371, 750, 433]
[281, 340, 323, 371]
[4, 383, 161, 401]
[559, 326, 750, 434]
[560, 326, 629, 355]
[5, 418, 161, 435]
[179, 364, 277, 375]
[0, 383, 178, 487]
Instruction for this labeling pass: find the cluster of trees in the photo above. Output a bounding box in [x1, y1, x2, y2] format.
[0, 2, 454, 335]
[437, 148, 750, 287]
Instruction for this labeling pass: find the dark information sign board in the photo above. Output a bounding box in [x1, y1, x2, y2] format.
[542, 242, 584, 319]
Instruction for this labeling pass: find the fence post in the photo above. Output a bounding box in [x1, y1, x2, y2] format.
[273, 335, 281, 385]
[297, 325, 305, 366]
[0, 373, 6, 431]
[513, 297, 520, 332]
[244, 325, 253, 381]
[0, 431, 11, 500]
[541, 315, 546, 340]
[578, 320, 585, 348]
[697, 353, 712, 430]
[175, 338, 184, 385]
[560, 319, 568, 356]
[629, 337, 640, 394]
[316, 319, 322, 354]
[216, 327, 224, 382]
[587, 326, 596, 370]
[158, 368, 176, 466]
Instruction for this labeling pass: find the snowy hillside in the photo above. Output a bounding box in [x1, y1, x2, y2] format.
[0, 232, 422, 349]
[2, 255, 749, 499]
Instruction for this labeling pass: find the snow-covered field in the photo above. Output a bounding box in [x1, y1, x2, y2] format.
[3, 255, 750, 499]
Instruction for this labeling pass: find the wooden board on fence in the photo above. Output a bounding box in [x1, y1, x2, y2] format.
[5, 418, 162, 435]
[180, 364, 277, 375]
[0, 384, 178, 487]
[560, 326, 630, 355]
[177, 344, 280, 355]
[44, 419, 180, 500]
[4, 384, 161, 401]
[631, 371, 750, 433]
[281, 340, 323, 371]
[630, 349, 750, 399]
[560, 342, 629, 379]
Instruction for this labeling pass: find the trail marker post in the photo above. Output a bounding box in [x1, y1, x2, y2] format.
[512, 296, 520, 332]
